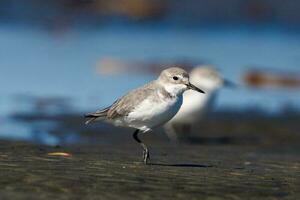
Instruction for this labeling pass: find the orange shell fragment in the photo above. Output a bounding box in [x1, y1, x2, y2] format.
[47, 152, 72, 157]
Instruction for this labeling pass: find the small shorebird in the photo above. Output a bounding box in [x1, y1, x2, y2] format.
[85, 67, 205, 164]
[164, 66, 232, 141]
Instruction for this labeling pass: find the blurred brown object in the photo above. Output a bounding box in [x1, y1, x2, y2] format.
[96, 57, 197, 76]
[244, 70, 300, 88]
[244, 1, 272, 22]
[88, 0, 166, 20]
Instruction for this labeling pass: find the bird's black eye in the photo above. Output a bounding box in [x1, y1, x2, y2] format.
[173, 76, 179, 80]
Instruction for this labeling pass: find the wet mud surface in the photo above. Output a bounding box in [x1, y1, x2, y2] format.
[0, 139, 299, 200]
[1, 111, 300, 199]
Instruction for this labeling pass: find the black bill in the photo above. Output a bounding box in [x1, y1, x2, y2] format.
[187, 83, 205, 93]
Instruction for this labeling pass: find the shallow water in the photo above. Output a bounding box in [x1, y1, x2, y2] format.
[0, 24, 300, 143]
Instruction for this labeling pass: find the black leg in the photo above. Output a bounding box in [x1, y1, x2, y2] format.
[133, 129, 150, 164]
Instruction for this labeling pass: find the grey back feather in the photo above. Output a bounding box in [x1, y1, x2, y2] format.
[107, 81, 160, 119]
[84, 81, 170, 124]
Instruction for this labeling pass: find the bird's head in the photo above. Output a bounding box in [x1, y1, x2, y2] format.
[158, 67, 205, 96]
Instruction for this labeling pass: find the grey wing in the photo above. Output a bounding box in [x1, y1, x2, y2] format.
[85, 81, 157, 124]
[84, 106, 110, 124]
[107, 82, 157, 119]
[84, 99, 120, 124]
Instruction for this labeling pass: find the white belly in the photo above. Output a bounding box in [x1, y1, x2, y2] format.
[123, 96, 183, 132]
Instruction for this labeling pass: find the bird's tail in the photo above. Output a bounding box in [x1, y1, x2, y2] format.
[84, 107, 110, 125]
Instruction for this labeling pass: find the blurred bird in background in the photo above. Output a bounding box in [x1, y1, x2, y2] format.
[164, 66, 234, 142]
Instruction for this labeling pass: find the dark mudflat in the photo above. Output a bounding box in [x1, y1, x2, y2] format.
[0, 140, 299, 200]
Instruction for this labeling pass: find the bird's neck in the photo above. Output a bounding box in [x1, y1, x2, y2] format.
[159, 87, 176, 99]
[162, 83, 185, 98]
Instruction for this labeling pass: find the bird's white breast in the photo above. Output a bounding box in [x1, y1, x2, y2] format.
[125, 95, 182, 132]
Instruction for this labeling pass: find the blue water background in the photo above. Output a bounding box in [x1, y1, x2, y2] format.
[0, 24, 299, 143]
